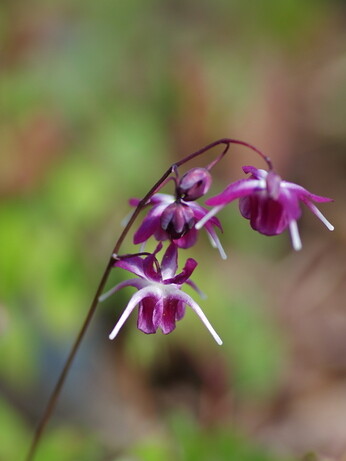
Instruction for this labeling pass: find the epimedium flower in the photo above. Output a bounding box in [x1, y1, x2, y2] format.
[99, 243, 222, 345]
[130, 193, 227, 259]
[196, 165, 334, 251]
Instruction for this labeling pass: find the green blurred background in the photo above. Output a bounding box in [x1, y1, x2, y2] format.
[1, 1, 345, 460]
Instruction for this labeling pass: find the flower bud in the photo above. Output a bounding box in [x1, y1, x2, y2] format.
[160, 202, 195, 240]
[178, 168, 212, 201]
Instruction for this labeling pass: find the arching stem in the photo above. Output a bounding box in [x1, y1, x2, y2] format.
[24, 138, 270, 461]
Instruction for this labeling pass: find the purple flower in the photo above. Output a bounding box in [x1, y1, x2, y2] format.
[196, 165, 334, 251]
[99, 243, 222, 345]
[130, 193, 226, 259]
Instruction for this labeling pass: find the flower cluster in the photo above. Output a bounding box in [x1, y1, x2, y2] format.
[100, 141, 334, 345]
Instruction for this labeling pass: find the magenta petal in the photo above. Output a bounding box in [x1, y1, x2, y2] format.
[133, 205, 167, 244]
[154, 227, 169, 241]
[278, 189, 302, 221]
[152, 298, 163, 330]
[160, 298, 179, 334]
[131, 193, 174, 208]
[129, 198, 141, 207]
[253, 198, 287, 235]
[175, 301, 186, 321]
[240, 195, 288, 235]
[150, 193, 175, 205]
[174, 227, 198, 248]
[167, 258, 198, 285]
[143, 254, 161, 282]
[114, 257, 146, 278]
[238, 195, 252, 219]
[133, 215, 159, 244]
[137, 297, 159, 334]
[284, 182, 333, 203]
[152, 241, 164, 257]
[242, 165, 267, 179]
[206, 179, 260, 206]
[161, 243, 178, 279]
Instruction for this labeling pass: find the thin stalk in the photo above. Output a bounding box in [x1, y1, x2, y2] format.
[24, 167, 178, 461]
[24, 138, 270, 461]
[24, 166, 175, 461]
[171, 138, 272, 172]
[24, 258, 113, 461]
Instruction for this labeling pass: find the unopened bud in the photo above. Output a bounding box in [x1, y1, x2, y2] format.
[178, 168, 212, 201]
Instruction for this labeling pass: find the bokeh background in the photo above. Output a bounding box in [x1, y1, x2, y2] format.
[1, 1, 346, 460]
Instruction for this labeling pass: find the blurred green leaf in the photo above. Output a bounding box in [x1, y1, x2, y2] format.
[132, 436, 174, 461]
[131, 412, 295, 461]
[35, 426, 106, 461]
[0, 397, 29, 461]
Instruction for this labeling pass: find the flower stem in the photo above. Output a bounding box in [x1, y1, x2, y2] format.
[24, 165, 176, 461]
[24, 258, 113, 461]
[176, 138, 272, 171]
[24, 138, 269, 460]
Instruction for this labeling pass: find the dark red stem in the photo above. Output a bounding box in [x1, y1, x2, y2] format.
[174, 138, 272, 171]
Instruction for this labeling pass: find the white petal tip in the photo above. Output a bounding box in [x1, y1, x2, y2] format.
[195, 222, 203, 230]
[304, 201, 334, 233]
[289, 220, 302, 252]
[109, 331, 117, 340]
[217, 243, 227, 260]
[208, 329, 223, 346]
[209, 232, 227, 260]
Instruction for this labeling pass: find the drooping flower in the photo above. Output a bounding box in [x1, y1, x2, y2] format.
[196, 165, 334, 251]
[99, 243, 222, 345]
[130, 193, 226, 259]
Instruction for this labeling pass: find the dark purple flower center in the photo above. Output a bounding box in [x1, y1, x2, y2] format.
[160, 202, 196, 240]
